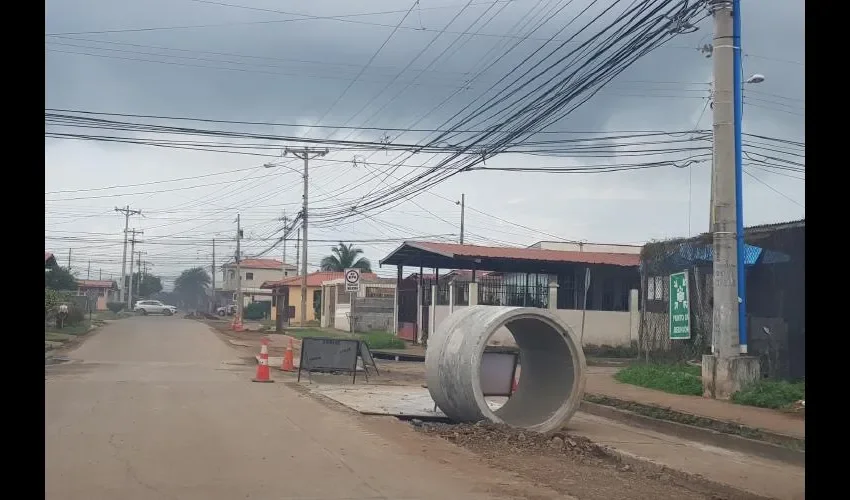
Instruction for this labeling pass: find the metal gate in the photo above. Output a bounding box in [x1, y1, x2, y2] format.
[397, 288, 417, 342]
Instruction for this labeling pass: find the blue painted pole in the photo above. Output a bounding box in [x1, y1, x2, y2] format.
[732, 0, 747, 354]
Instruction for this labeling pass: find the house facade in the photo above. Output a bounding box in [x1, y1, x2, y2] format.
[219, 258, 297, 306]
[262, 271, 378, 328]
[76, 280, 119, 311]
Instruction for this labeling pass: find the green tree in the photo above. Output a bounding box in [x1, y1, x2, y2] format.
[319, 242, 372, 272]
[124, 273, 163, 298]
[45, 264, 78, 291]
[174, 267, 211, 309]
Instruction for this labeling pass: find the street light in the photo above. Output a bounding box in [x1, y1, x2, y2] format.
[735, 71, 765, 355]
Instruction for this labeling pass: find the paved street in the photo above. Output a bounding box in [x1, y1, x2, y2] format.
[46, 317, 568, 500]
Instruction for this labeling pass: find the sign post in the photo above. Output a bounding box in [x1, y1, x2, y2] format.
[669, 271, 691, 340]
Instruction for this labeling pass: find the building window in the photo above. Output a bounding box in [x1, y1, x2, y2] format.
[229, 270, 235, 280]
[246, 272, 254, 281]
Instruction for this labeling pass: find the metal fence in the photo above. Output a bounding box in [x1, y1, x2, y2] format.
[640, 223, 805, 380]
[478, 278, 549, 308]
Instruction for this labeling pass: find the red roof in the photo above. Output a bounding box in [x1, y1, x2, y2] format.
[406, 241, 640, 267]
[77, 280, 116, 289]
[261, 271, 378, 289]
[222, 258, 291, 270]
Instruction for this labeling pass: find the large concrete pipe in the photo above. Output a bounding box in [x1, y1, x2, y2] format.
[426, 306, 586, 434]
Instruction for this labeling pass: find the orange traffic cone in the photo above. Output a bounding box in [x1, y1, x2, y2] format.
[231, 314, 244, 332]
[252, 338, 274, 383]
[280, 338, 295, 372]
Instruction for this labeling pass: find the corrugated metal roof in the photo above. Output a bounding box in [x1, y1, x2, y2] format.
[409, 241, 641, 267]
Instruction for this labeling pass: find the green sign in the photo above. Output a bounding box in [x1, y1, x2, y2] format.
[669, 271, 691, 340]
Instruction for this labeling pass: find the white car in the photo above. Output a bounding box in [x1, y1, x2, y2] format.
[134, 300, 177, 316]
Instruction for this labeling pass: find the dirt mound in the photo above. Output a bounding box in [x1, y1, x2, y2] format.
[416, 421, 614, 465]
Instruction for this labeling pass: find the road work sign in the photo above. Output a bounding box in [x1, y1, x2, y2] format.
[345, 268, 361, 292]
[669, 271, 691, 340]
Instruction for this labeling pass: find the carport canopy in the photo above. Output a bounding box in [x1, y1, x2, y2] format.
[379, 241, 640, 274]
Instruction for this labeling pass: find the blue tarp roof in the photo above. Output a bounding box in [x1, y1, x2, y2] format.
[644, 243, 791, 271]
[674, 244, 791, 267]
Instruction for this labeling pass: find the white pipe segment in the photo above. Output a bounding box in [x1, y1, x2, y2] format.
[426, 306, 587, 434]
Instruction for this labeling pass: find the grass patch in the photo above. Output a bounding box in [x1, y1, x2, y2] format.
[732, 380, 805, 410]
[357, 331, 406, 350]
[584, 394, 804, 451]
[283, 328, 406, 350]
[45, 321, 92, 336]
[614, 362, 703, 396]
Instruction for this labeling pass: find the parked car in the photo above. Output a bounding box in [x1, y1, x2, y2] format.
[134, 300, 177, 316]
[216, 304, 237, 316]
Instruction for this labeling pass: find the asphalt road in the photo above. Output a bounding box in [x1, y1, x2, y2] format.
[45, 316, 569, 500]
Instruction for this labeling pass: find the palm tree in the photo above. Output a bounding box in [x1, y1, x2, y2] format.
[174, 267, 211, 309]
[320, 243, 372, 272]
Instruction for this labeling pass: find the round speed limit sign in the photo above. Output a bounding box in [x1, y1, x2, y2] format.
[345, 269, 361, 291]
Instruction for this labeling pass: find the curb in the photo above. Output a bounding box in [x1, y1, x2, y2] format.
[579, 400, 805, 467]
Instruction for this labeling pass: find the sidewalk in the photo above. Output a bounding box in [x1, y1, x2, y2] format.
[585, 367, 805, 439]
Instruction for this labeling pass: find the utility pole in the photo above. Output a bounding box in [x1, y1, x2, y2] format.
[99, 269, 102, 280]
[280, 211, 288, 273]
[115, 206, 142, 302]
[87, 260, 91, 279]
[136, 251, 142, 299]
[457, 194, 465, 245]
[126, 229, 143, 308]
[68, 249, 72, 269]
[211, 238, 216, 312]
[705, 0, 758, 399]
[236, 214, 243, 321]
[295, 227, 301, 277]
[285, 147, 327, 326]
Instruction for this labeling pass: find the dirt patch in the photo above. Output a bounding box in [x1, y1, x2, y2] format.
[415, 421, 766, 500]
[585, 394, 805, 451]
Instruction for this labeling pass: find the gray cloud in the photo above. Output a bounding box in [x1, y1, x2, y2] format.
[45, 0, 805, 285]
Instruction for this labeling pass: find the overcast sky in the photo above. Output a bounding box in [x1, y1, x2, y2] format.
[45, 0, 804, 288]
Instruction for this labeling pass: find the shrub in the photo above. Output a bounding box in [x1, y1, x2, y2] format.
[244, 302, 270, 321]
[732, 380, 805, 409]
[45, 288, 62, 317]
[106, 302, 125, 313]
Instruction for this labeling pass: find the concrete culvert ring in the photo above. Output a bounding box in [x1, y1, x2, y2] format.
[426, 306, 586, 434]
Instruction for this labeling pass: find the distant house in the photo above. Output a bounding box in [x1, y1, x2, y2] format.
[218, 258, 297, 307]
[76, 280, 119, 311]
[261, 271, 377, 328]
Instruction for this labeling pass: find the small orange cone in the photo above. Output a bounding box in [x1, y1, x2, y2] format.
[252, 338, 274, 383]
[280, 338, 295, 372]
[231, 314, 244, 332]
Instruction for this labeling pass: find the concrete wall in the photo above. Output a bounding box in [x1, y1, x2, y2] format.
[431, 304, 636, 347]
[334, 302, 351, 332]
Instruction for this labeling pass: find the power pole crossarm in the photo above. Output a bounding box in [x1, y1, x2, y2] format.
[284, 147, 328, 326]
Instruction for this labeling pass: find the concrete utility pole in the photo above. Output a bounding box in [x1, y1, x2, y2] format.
[295, 227, 301, 277]
[457, 194, 465, 245]
[87, 259, 91, 279]
[285, 147, 327, 326]
[236, 214, 244, 320]
[211, 238, 216, 312]
[115, 206, 142, 302]
[280, 211, 288, 273]
[136, 251, 143, 299]
[126, 229, 143, 308]
[704, 0, 759, 400]
[67, 249, 72, 269]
